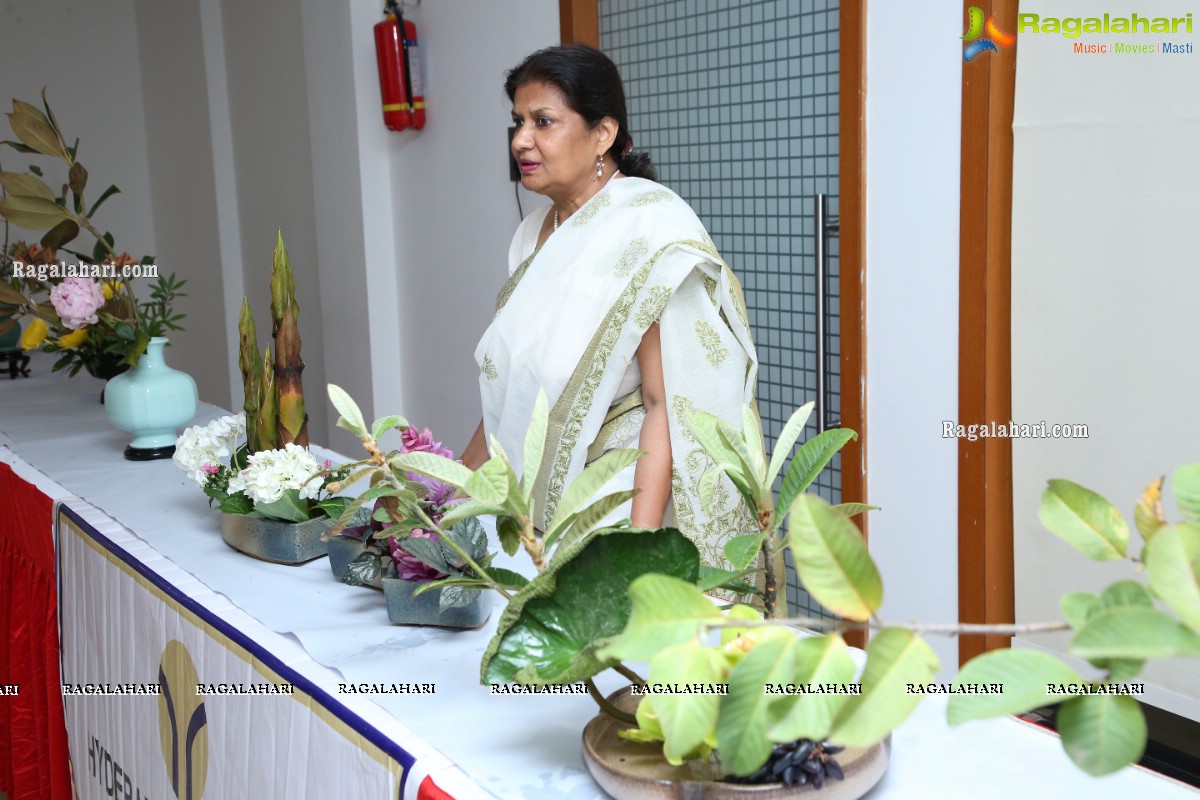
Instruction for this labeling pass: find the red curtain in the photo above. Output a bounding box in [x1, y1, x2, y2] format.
[0, 462, 71, 799]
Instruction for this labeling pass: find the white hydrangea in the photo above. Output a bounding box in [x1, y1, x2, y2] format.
[173, 413, 246, 485]
[226, 443, 322, 505]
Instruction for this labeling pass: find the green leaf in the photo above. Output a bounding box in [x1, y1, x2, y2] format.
[716, 634, 797, 775]
[465, 456, 510, 506]
[1134, 477, 1166, 543]
[8, 102, 68, 158]
[694, 565, 758, 595]
[946, 649, 1082, 725]
[217, 494, 255, 515]
[1071, 606, 1200, 660]
[389, 451, 472, 491]
[482, 527, 699, 685]
[1173, 463, 1200, 524]
[720, 604, 763, 646]
[724, 533, 765, 571]
[545, 448, 643, 536]
[0, 195, 71, 230]
[715, 419, 763, 503]
[1, 139, 38, 154]
[829, 628, 940, 747]
[313, 496, 349, 520]
[86, 184, 120, 218]
[0, 171, 55, 200]
[688, 409, 741, 470]
[253, 489, 310, 523]
[343, 551, 382, 587]
[522, 389, 549, 501]
[371, 415, 408, 441]
[833, 502, 879, 518]
[399, 535, 452, 575]
[777, 429, 857, 520]
[767, 633, 857, 743]
[1039, 479, 1128, 560]
[766, 401, 814, 487]
[741, 405, 767, 482]
[1061, 592, 1099, 630]
[596, 573, 719, 663]
[647, 640, 727, 763]
[548, 489, 637, 557]
[787, 494, 882, 621]
[327, 383, 368, 437]
[487, 568, 529, 589]
[496, 515, 521, 557]
[1145, 523, 1200, 632]
[1057, 694, 1147, 776]
[437, 499, 506, 529]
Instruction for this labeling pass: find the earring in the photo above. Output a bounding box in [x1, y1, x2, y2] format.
[596, 155, 604, 178]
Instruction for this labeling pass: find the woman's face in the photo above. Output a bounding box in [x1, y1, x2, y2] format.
[510, 81, 612, 202]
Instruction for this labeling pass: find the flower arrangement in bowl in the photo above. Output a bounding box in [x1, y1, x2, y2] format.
[173, 230, 341, 563]
[0, 93, 186, 381]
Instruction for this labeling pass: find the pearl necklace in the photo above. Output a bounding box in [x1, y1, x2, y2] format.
[553, 170, 620, 233]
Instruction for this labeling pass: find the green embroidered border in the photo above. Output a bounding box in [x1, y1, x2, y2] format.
[494, 252, 537, 317]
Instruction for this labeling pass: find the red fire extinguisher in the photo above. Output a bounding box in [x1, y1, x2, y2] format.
[374, 1, 425, 131]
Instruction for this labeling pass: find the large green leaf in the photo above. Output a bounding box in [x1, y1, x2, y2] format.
[482, 528, 699, 685]
[767, 633, 857, 743]
[522, 389, 549, 501]
[716, 635, 798, 775]
[766, 401, 814, 487]
[437, 499, 507, 528]
[1057, 694, 1147, 776]
[688, 410, 742, 473]
[777, 429, 857, 519]
[597, 573, 721, 663]
[649, 640, 727, 763]
[1061, 592, 1098, 630]
[0, 195, 71, 230]
[327, 383, 368, 437]
[548, 489, 637, 558]
[545, 448, 643, 536]
[464, 456, 510, 506]
[8, 101, 68, 158]
[1071, 606, 1200, 660]
[0, 171, 54, 200]
[1038, 479, 1128, 560]
[829, 628, 939, 747]
[741, 405, 767, 482]
[1145, 524, 1200, 633]
[787, 494, 882, 621]
[1173, 463, 1200, 524]
[724, 533, 765, 571]
[389, 451, 473, 491]
[253, 489, 311, 523]
[946, 649, 1082, 725]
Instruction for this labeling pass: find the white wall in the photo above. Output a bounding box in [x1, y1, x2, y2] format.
[1011, 0, 1200, 720]
[865, 0, 963, 677]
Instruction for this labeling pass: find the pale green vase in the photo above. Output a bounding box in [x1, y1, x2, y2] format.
[103, 337, 198, 460]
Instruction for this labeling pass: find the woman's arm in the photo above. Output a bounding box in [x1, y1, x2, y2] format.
[460, 419, 488, 470]
[630, 322, 673, 528]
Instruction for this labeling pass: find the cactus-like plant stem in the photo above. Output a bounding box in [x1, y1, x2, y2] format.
[270, 230, 308, 447]
[256, 347, 279, 452]
[238, 298, 261, 451]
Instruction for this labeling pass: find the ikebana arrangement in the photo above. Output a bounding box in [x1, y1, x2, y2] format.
[174, 232, 348, 560]
[0, 92, 186, 379]
[325, 382, 1200, 796]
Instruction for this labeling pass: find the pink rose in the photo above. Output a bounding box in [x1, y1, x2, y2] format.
[49, 277, 106, 330]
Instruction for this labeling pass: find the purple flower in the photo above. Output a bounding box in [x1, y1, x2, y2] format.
[401, 427, 455, 459]
[388, 531, 449, 582]
[400, 426, 458, 512]
[49, 277, 106, 329]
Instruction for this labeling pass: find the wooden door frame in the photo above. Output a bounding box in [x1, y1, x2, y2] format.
[957, 1, 1017, 665]
[562, 0, 868, 645]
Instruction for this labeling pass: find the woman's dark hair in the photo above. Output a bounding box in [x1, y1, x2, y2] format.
[505, 44, 657, 182]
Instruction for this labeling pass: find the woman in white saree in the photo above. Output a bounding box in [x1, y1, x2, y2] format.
[463, 45, 760, 572]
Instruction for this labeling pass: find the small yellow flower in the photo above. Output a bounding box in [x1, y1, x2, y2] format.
[20, 317, 48, 350]
[102, 281, 124, 300]
[56, 328, 88, 349]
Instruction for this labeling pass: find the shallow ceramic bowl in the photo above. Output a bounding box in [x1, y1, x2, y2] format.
[325, 535, 383, 589]
[582, 687, 889, 799]
[382, 577, 491, 628]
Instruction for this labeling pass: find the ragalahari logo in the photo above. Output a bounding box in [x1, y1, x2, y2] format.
[962, 7, 1016, 61]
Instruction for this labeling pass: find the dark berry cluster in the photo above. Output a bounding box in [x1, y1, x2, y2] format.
[724, 740, 845, 789]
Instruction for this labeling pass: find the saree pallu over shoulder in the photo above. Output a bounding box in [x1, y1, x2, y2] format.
[475, 177, 760, 571]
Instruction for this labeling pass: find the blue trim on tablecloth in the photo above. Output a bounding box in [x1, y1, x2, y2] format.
[56, 501, 416, 796]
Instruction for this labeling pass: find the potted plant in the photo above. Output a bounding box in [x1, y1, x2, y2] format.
[0, 93, 186, 385]
[174, 231, 347, 561]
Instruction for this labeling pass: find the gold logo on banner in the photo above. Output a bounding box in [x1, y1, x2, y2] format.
[158, 640, 209, 799]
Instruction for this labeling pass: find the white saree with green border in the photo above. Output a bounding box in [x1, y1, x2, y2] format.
[475, 176, 760, 571]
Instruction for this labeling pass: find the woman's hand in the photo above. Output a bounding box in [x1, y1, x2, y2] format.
[630, 322, 672, 528]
